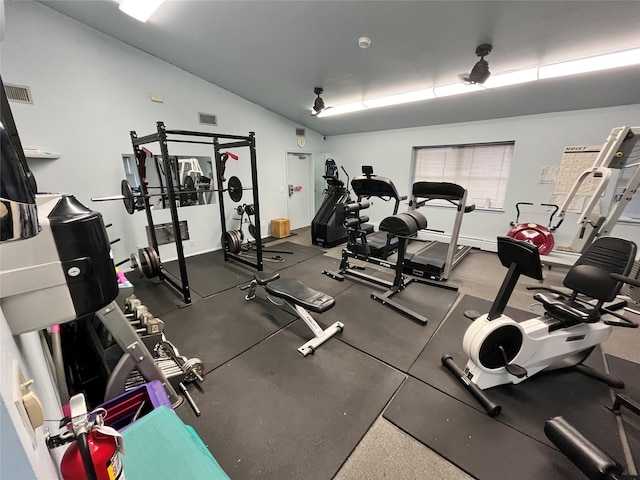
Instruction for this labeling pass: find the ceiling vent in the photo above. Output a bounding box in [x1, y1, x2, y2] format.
[4, 83, 33, 104]
[198, 112, 217, 126]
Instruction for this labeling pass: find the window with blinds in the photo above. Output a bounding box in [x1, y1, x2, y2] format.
[412, 141, 514, 211]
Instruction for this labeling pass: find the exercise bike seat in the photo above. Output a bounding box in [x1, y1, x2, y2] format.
[533, 292, 598, 324]
[264, 277, 336, 314]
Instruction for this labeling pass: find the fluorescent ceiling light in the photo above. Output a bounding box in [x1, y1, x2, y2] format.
[483, 68, 539, 89]
[318, 47, 640, 117]
[539, 48, 640, 79]
[119, 0, 165, 22]
[363, 89, 435, 108]
[433, 83, 484, 98]
[317, 102, 367, 117]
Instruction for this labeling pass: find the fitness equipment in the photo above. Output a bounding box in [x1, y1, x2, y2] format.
[443, 235, 636, 416]
[0, 100, 181, 410]
[506, 202, 560, 255]
[406, 181, 475, 281]
[311, 159, 351, 248]
[348, 166, 404, 259]
[228, 204, 293, 262]
[324, 202, 450, 324]
[555, 126, 640, 254]
[243, 272, 344, 356]
[130, 245, 162, 279]
[545, 417, 633, 480]
[100, 122, 263, 307]
[92, 176, 247, 215]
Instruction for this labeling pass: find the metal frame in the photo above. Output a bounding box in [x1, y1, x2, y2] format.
[129, 122, 263, 306]
[410, 186, 473, 281]
[556, 126, 640, 253]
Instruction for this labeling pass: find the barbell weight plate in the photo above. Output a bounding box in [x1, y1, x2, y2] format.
[121, 179, 135, 214]
[182, 358, 204, 382]
[237, 205, 245, 215]
[139, 247, 155, 278]
[145, 246, 161, 277]
[130, 252, 144, 278]
[248, 223, 256, 239]
[228, 176, 243, 202]
[233, 230, 242, 254]
[183, 176, 198, 202]
[244, 204, 255, 216]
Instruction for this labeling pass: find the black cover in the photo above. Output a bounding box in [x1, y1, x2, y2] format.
[412, 181, 465, 201]
[49, 196, 118, 318]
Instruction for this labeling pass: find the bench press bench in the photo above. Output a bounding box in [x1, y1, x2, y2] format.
[244, 272, 344, 356]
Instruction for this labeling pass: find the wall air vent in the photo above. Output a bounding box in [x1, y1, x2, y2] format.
[296, 128, 306, 137]
[5, 83, 33, 104]
[199, 112, 218, 126]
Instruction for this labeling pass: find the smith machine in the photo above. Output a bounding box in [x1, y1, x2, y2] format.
[93, 122, 263, 306]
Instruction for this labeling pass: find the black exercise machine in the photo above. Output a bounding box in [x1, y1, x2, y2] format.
[407, 181, 475, 281]
[323, 202, 453, 325]
[311, 159, 351, 248]
[349, 166, 404, 259]
[244, 272, 344, 356]
[443, 235, 637, 416]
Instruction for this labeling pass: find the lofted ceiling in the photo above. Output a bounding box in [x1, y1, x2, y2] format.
[38, 0, 640, 136]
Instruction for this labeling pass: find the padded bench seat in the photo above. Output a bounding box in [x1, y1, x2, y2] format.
[254, 272, 335, 314]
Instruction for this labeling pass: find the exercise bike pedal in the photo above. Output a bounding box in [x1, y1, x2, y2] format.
[463, 310, 481, 321]
[498, 345, 528, 379]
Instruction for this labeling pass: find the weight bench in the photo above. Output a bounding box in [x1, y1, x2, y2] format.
[244, 272, 344, 356]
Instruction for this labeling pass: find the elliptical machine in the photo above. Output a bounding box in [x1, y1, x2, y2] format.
[311, 159, 351, 247]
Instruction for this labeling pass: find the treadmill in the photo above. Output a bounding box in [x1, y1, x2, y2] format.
[350, 166, 403, 259]
[405, 181, 475, 280]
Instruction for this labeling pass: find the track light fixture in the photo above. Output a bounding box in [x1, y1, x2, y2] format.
[312, 87, 325, 115]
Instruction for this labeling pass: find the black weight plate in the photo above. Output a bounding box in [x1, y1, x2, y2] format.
[139, 248, 154, 278]
[248, 223, 256, 239]
[245, 204, 255, 216]
[121, 180, 135, 214]
[145, 246, 161, 277]
[228, 176, 243, 202]
[183, 176, 198, 202]
[237, 205, 245, 215]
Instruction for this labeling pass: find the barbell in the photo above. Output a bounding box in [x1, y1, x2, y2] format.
[91, 176, 249, 214]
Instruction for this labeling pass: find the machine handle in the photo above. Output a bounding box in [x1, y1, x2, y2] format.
[441, 355, 501, 416]
[511, 202, 533, 226]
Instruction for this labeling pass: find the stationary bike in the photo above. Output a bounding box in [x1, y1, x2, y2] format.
[443, 235, 637, 416]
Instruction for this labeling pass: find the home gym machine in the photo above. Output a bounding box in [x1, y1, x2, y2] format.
[311, 159, 351, 248]
[348, 166, 404, 259]
[442, 235, 637, 416]
[406, 181, 475, 281]
[0, 98, 182, 411]
[92, 122, 262, 306]
[323, 201, 451, 325]
[555, 126, 640, 254]
[244, 272, 344, 356]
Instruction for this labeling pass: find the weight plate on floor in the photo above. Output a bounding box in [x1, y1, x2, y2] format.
[228, 176, 243, 202]
[130, 252, 144, 278]
[139, 247, 154, 279]
[145, 246, 161, 277]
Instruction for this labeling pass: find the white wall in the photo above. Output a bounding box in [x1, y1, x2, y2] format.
[323, 105, 640, 251]
[2, 0, 327, 265]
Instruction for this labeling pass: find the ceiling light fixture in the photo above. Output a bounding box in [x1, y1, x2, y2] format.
[315, 47, 640, 118]
[363, 89, 436, 108]
[538, 48, 640, 79]
[316, 102, 366, 118]
[119, 0, 165, 23]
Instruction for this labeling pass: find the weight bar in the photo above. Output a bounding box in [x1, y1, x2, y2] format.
[92, 175, 250, 214]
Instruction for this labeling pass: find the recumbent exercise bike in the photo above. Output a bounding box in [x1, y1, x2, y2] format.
[443, 235, 637, 416]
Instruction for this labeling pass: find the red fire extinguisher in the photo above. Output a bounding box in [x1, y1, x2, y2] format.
[47, 394, 125, 480]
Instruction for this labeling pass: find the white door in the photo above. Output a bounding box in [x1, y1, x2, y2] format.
[286, 152, 313, 230]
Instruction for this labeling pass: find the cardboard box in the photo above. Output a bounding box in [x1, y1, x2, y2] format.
[271, 218, 291, 238]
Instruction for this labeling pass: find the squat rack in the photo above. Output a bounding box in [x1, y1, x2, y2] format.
[129, 121, 263, 306]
